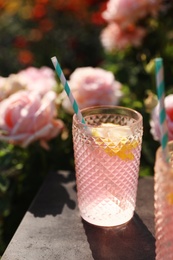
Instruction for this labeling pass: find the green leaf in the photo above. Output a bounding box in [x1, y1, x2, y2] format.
[0, 175, 9, 193]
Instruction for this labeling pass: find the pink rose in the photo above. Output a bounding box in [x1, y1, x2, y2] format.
[0, 77, 8, 101]
[0, 67, 57, 102]
[100, 23, 146, 51]
[18, 66, 57, 96]
[102, 0, 162, 27]
[150, 94, 173, 141]
[61, 67, 122, 113]
[0, 74, 26, 101]
[0, 90, 64, 149]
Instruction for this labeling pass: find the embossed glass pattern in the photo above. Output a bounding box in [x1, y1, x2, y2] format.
[154, 141, 173, 259]
[73, 106, 143, 226]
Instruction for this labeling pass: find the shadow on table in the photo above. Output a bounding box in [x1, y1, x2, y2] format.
[83, 213, 155, 260]
[29, 171, 76, 217]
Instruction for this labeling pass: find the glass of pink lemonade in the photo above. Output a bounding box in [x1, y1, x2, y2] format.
[154, 141, 173, 259]
[72, 106, 143, 227]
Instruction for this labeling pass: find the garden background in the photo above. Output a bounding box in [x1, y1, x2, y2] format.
[0, 0, 173, 256]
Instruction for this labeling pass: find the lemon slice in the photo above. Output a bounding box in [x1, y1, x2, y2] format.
[91, 123, 138, 160]
[167, 192, 173, 205]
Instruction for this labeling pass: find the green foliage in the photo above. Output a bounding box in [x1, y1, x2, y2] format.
[0, 134, 74, 255]
[0, 1, 105, 76]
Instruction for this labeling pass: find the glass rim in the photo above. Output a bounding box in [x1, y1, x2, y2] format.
[73, 105, 143, 128]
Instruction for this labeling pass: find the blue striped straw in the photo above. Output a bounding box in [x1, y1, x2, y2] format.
[51, 56, 86, 124]
[155, 58, 169, 162]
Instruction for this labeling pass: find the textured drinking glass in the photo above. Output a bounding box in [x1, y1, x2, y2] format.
[154, 141, 173, 260]
[72, 106, 143, 227]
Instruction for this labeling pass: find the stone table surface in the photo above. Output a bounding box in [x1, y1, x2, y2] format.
[1, 171, 155, 260]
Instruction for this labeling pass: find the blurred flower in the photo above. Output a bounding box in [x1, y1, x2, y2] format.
[14, 36, 28, 48]
[0, 74, 25, 101]
[32, 4, 47, 20]
[52, 0, 88, 19]
[102, 0, 162, 27]
[0, 67, 57, 101]
[39, 18, 54, 32]
[61, 66, 122, 113]
[3, 1, 21, 15]
[144, 90, 158, 113]
[17, 67, 57, 96]
[18, 50, 34, 65]
[150, 94, 173, 141]
[100, 23, 146, 51]
[100, 0, 162, 51]
[90, 2, 107, 25]
[0, 77, 7, 100]
[0, 90, 64, 149]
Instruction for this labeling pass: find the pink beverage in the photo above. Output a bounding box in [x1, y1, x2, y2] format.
[72, 106, 143, 227]
[154, 141, 173, 259]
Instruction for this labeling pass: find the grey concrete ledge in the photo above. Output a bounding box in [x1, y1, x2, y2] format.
[2, 171, 155, 260]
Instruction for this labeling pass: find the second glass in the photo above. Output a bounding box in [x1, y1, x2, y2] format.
[154, 141, 173, 259]
[72, 106, 143, 227]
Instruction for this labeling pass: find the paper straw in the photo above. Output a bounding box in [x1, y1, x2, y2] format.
[155, 57, 169, 162]
[51, 56, 86, 124]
